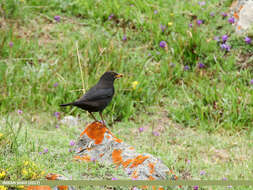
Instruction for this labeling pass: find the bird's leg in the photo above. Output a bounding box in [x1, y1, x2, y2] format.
[99, 111, 106, 126]
[89, 112, 98, 122]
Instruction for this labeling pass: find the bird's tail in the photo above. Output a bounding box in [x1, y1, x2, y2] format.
[60, 102, 74, 107]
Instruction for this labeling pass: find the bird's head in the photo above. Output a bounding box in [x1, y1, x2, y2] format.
[100, 71, 123, 82]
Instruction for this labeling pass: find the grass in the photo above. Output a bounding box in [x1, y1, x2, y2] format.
[0, 0, 252, 189]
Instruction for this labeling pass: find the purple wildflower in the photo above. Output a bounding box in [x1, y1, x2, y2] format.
[228, 186, 232, 188]
[197, 20, 203, 26]
[210, 12, 215, 17]
[228, 17, 235, 24]
[221, 12, 227, 17]
[69, 140, 75, 146]
[159, 41, 167, 48]
[250, 79, 253, 85]
[200, 170, 206, 175]
[220, 43, 231, 51]
[138, 127, 144, 132]
[56, 125, 59, 129]
[245, 37, 251, 44]
[193, 186, 199, 190]
[214, 36, 220, 42]
[53, 82, 58, 87]
[160, 24, 166, 32]
[148, 53, 151, 57]
[156, 51, 160, 55]
[154, 10, 158, 14]
[18, 109, 23, 114]
[152, 131, 160, 136]
[39, 152, 42, 155]
[184, 65, 190, 71]
[111, 177, 118, 180]
[189, 23, 193, 28]
[222, 35, 228, 42]
[43, 148, 48, 154]
[54, 15, 61, 22]
[198, 1, 206, 6]
[91, 157, 96, 162]
[187, 159, 191, 164]
[223, 177, 228, 180]
[122, 35, 127, 41]
[9, 42, 14, 47]
[198, 62, 205, 68]
[54, 112, 60, 119]
[69, 149, 73, 153]
[108, 14, 114, 20]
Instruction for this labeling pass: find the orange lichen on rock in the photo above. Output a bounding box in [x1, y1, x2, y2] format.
[74, 155, 91, 162]
[122, 159, 133, 168]
[112, 149, 123, 166]
[148, 163, 155, 174]
[149, 176, 155, 180]
[234, 12, 239, 19]
[26, 186, 52, 190]
[158, 187, 164, 190]
[113, 137, 123, 143]
[107, 130, 122, 143]
[46, 173, 60, 180]
[58, 186, 69, 190]
[100, 153, 104, 157]
[80, 122, 107, 144]
[130, 155, 149, 168]
[131, 170, 139, 179]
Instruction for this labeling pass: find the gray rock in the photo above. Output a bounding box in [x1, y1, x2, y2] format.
[75, 122, 179, 187]
[230, 0, 253, 33]
[237, 2, 253, 32]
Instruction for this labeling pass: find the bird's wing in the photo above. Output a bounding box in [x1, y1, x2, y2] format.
[77, 87, 114, 102]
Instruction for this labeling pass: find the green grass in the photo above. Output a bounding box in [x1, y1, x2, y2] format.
[0, 0, 253, 189]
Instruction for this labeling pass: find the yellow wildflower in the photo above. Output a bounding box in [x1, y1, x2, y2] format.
[131, 81, 139, 90]
[22, 169, 28, 176]
[170, 13, 174, 16]
[41, 171, 45, 175]
[17, 186, 25, 189]
[0, 133, 3, 138]
[168, 22, 173, 26]
[24, 161, 29, 166]
[0, 171, 6, 179]
[0, 186, 7, 190]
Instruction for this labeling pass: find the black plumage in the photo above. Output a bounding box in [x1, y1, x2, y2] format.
[60, 71, 123, 124]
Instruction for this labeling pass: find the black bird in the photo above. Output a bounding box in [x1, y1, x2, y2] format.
[60, 71, 123, 125]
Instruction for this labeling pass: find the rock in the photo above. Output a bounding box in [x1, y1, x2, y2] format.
[74, 122, 179, 189]
[230, 0, 253, 33]
[60, 116, 79, 126]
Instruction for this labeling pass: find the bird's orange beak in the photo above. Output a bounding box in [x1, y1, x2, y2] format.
[115, 73, 123, 78]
